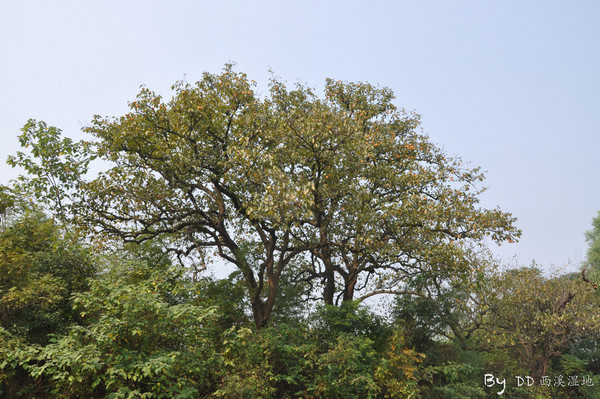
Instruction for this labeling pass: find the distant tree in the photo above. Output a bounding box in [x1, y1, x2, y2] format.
[0, 186, 15, 226]
[585, 211, 600, 281]
[8, 65, 520, 328]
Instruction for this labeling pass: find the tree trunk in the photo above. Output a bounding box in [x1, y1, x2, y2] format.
[529, 340, 553, 383]
[320, 245, 336, 305]
[250, 297, 269, 328]
[323, 267, 335, 305]
[248, 266, 280, 328]
[342, 273, 357, 302]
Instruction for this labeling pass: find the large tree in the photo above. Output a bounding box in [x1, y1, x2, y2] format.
[9, 65, 519, 327]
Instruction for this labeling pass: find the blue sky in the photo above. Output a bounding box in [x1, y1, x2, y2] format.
[1, 0, 599, 271]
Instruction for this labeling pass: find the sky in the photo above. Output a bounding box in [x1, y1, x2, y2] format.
[1, 0, 599, 272]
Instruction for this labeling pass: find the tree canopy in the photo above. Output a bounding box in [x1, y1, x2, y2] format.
[8, 65, 520, 328]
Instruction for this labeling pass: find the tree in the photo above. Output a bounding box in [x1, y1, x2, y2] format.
[0, 208, 95, 344]
[0, 186, 15, 227]
[4, 258, 220, 399]
[473, 266, 600, 383]
[0, 204, 96, 397]
[9, 65, 519, 328]
[585, 211, 600, 281]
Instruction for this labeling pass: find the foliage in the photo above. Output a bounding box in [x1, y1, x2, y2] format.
[194, 272, 252, 332]
[0, 207, 96, 396]
[0, 209, 95, 344]
[3, 228, 598, 398]
[213, 303, 429, 399]
[214, 326, 276, 399]
[373, 332, 426, 398]
[392, 291, 488, 398]
[3, 259, 219, 398]
[6, 120, 95, 221]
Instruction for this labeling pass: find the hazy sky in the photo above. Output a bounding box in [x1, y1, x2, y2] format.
[1, 0, 599, 271]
